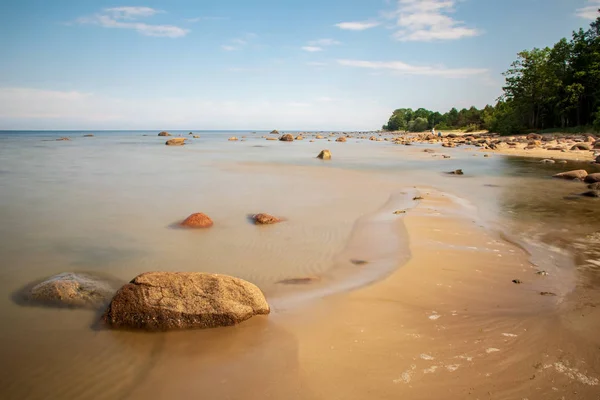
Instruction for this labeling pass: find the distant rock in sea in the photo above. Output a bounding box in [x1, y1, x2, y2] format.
[279, 134, 294, 142]
[317, 149, 331, 160]
[158, 131, 171, 137]
[166, 138, 186, 146]
[252, 213, 283, 225]
[102, 272, 270, 331]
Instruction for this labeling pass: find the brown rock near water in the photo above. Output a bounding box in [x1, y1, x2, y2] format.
[56, 137, 70, 141]
[589, 182, 600, 190]
[158, 131, 171, 137]
[192, 135, 200, 138]
[315, 135, 324, 139]
[228, 137, 238, 141]
[180, 213, 213, 228]
[165, 138, 186, 146]
[277, 276, 320, 285]
[336, 136, 347, 142]
[580, 190, 600, 198]
[83, 134, 94, 137]
[102, 272, 270, 331]
[279, 134, 294, 142]
[571, 143, 591, 151]
[270, 130, 279, 135]
[252, 213, 282, 225]
[25, 272, 117, 309]
[553, 170, 588, 180]
[595, 155, 600, 164]
[584, 173, 600, 183]
[317, 149, 331, 160]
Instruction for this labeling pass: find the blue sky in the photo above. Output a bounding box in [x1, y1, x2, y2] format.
[0, 0, 597, 130]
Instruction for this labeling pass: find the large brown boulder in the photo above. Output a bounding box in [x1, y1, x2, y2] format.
[584, 173, 600, 183]
[103, 272, 270, 331]
[317, 149, 331, 160]
[180, 213, 213, 228]
[252, 213, 282, 225]
[571, 143, 591, 151]
[553, 170, 588, 180]
[336, 136, 347, 142]
[25, 272, 118, 309]
[165, 138, 186, 146]
[158, 131, 171, 137]
[279, 134, 294, 142]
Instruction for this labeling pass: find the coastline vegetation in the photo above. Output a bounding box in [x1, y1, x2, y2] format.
[383, 11, 600, 135]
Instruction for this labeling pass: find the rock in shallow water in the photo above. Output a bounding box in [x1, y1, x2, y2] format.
[103, 272, 270, 331]
[26, 272, 118, 309]
[317, 149, 331, 160]
[252, 213, 282, 225]
[553, 170, 588, 180]
[584, 173, 600, 183]
[180, 213, 213, 228]
[165, 138, 185, 146]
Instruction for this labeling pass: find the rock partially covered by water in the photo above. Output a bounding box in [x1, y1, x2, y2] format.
[553, 170, 588, 180]
[585, 173, 600, 183]
[83, 134, 94, 137]
[270, 130, 279, 135]
[158, 131, 171, 137]
[180, 213, 213, 228]
[317, 149, 331, 160]
[279, 134, 294, 142]
[581, 190, 600, 198]
[589, 182, 600, 190]
[25, 272, 118, 309]
[252, 213, 282, 225]
[103, 272, 270, 331]
[165, 138, 185, 146]
[447, 169, 464, 175]
[336, 136, 347, 142]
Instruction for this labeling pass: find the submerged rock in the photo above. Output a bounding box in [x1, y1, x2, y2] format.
[277, 277, 320, 285]
[553, 170, 588, 180]
[317, 149, 332, 160]
[584, 173, 600, 183]
[103, 272, 270, 331]
[588, 182, 600, 190]
[447, 169, 464, 175]
[25, 272, 117, 309]
[540, 159, 556, 164]
[180, 213, 213, 228]
[252, 213, 282, 225]
[158, 131, 171, 137]
[165, 138, 186, 146]
[580, 190, 600, 198]
[83, 134, 94, 137]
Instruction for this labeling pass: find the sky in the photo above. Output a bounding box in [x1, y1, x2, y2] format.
[0, 0, 598, 130]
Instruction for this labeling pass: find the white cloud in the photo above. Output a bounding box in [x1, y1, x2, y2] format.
[104, 7, 162, 19]
[389, 0, 480, 41]
[337, 59, 488, 78]
[222, 45, 237, 51]
[77, 7, 188, 38]
[576, 1, 600, 19]
[302, 46, 323, 52]
[335, 21, 380, 30]
[308, 38, 341, 46]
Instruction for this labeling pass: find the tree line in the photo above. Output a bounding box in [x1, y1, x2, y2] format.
[383, 11, 600, 135]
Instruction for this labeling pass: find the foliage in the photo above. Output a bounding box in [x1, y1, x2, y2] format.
[382, 11, 600, 135]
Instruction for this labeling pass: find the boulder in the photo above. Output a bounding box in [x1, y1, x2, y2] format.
[279, 134, 294, 142]
[317, 149, 331, 160]
[180, 213, 213, 228]
[553, 170, 588, 180]
[571, 143, 591, 151]
[336, 136, 347, 142]
[192, 135, 200, 139]
[228, 137, 238, 141]
[83, 134, 94, 137]
[447, 169, 464, 175]
[252, 213, 282, 225]
[315, 135, 324, 139]
[584, 173, 600, 183]
[25, 272, 117, 309]
[165, 138, 186, 146]
[596, 155, 600, 164]
[270, 130, 279, 135]
[295, 135, 304, 140]
[103, 272, 270, 331]
[266, 137, 277, 141]
[158, 131, 171, 137]
[540, 159, 555, 164]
